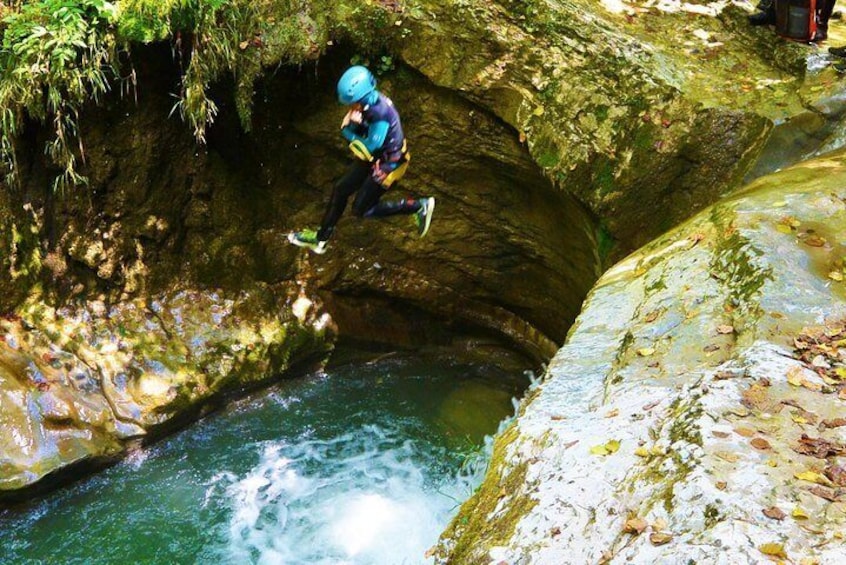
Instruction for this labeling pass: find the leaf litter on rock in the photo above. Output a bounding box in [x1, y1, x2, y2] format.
[762, 506, 786, 520]
[793, 434, 846, 458]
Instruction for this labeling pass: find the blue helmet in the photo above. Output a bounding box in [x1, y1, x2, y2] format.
[337, 66, 376, 105]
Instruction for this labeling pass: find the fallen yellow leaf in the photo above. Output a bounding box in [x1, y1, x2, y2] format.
[791, 414, 808, 424]
[715, 451, 740, 463]
[590, 439, 621, 456]
[787, 366, 804, 387]
[605, 409, 620, 418]
[734, 427, 756, 437]
[792, 507, 809, 519]
[794, 470, 833, 486]
[635, 447, 650, 457]
[649, 532, 673, 546]
[800, 378, 823, 392]
[637, 347, 655, 357]
[590, 444, 608, 456]
[758, 543, 787, 558]
[830, 271, 845, 282]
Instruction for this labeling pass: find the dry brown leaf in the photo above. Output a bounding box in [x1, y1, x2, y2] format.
[717, 325, 734, 335]
[642, 400, 660, 411]
[839, 388, 846, 401]
[715, 481, 727, 490]
[563, 440, 579, 450]
[821, 418, 846, 429]
[808, 485, 840, 502]
[703, 344, 720, 353]
[762, 506, 786, 521]
[803, 234, 827, 247]
[644, 310, 661, 323]
[791, 408, 819, 425]
[793, 435, 846, 458]
[623, 517, 648, 535]
[714, 371, 738, 380]
[649, 532, 673, 546]
[712, 430, 730, 438]
[787, 366, 805, 387]
[688, 233, 705, 246]
[734, 427, 756, 438]
[728, 407, 750, 418]
[605, 409, 620, 418]
[741, 384, 770, 411]
[751, 438, 772, 451]
[715, 451, 740, 463]
[825, 464, 846, 487]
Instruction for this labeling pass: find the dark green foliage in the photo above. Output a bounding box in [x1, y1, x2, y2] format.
[0, 0, 401, 192]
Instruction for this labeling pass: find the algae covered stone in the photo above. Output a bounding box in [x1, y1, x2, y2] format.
[437, 149, 846, 563]
[0, 284, 333, 499]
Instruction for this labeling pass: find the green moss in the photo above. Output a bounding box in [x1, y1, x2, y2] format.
[437, 424, 537, 562]
[646, 276, 667, 293]
[594, 158, 616, 195]
[535, 149, 560, 170]
[704, 503, 722, 528]
[0, 0, 401, 191]
[638, 395, 703, 514]
[708, 206, 773, 325]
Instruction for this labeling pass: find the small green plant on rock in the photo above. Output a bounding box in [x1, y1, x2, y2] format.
[0, 0, 118, 191]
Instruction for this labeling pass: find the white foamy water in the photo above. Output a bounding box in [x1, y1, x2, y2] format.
[209, 425, 482, 565]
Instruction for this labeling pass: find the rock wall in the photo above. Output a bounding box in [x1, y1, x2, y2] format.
[396, 0, 841, 255]
[0, 285, 333, 500]
[438, 149, 846, 563]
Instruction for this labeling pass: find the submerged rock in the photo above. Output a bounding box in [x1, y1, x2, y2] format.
[438, 150, 846, 562]
[0, 285, 333, 499]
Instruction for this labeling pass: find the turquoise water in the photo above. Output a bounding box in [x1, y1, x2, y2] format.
[0, 348, 529, 564]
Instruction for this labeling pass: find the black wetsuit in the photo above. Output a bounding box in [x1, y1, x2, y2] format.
[317, 92, 421, 241]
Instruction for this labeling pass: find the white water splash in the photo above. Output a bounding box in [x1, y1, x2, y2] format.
[212, 426, 482, 564]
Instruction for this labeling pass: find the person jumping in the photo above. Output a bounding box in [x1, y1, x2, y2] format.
[288, 65, 435, 254]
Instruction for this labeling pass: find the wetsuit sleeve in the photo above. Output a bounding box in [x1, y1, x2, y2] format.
[341, 120, 389, 154]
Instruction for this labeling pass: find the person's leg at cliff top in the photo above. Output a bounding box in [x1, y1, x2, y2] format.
[748, 0, 776, 25]
[815, 0, 838, 41]
[288, 66, 435, 255]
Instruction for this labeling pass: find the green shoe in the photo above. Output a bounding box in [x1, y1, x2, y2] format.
[415, 197, 435, 238]
[288, 229, 328, 254]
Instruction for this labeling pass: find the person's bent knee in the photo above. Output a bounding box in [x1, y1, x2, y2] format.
[352, 202, 370, 217]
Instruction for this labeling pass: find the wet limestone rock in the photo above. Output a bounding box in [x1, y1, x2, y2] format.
[0, 285, 333, 500]
[437, 149, 846, 562]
